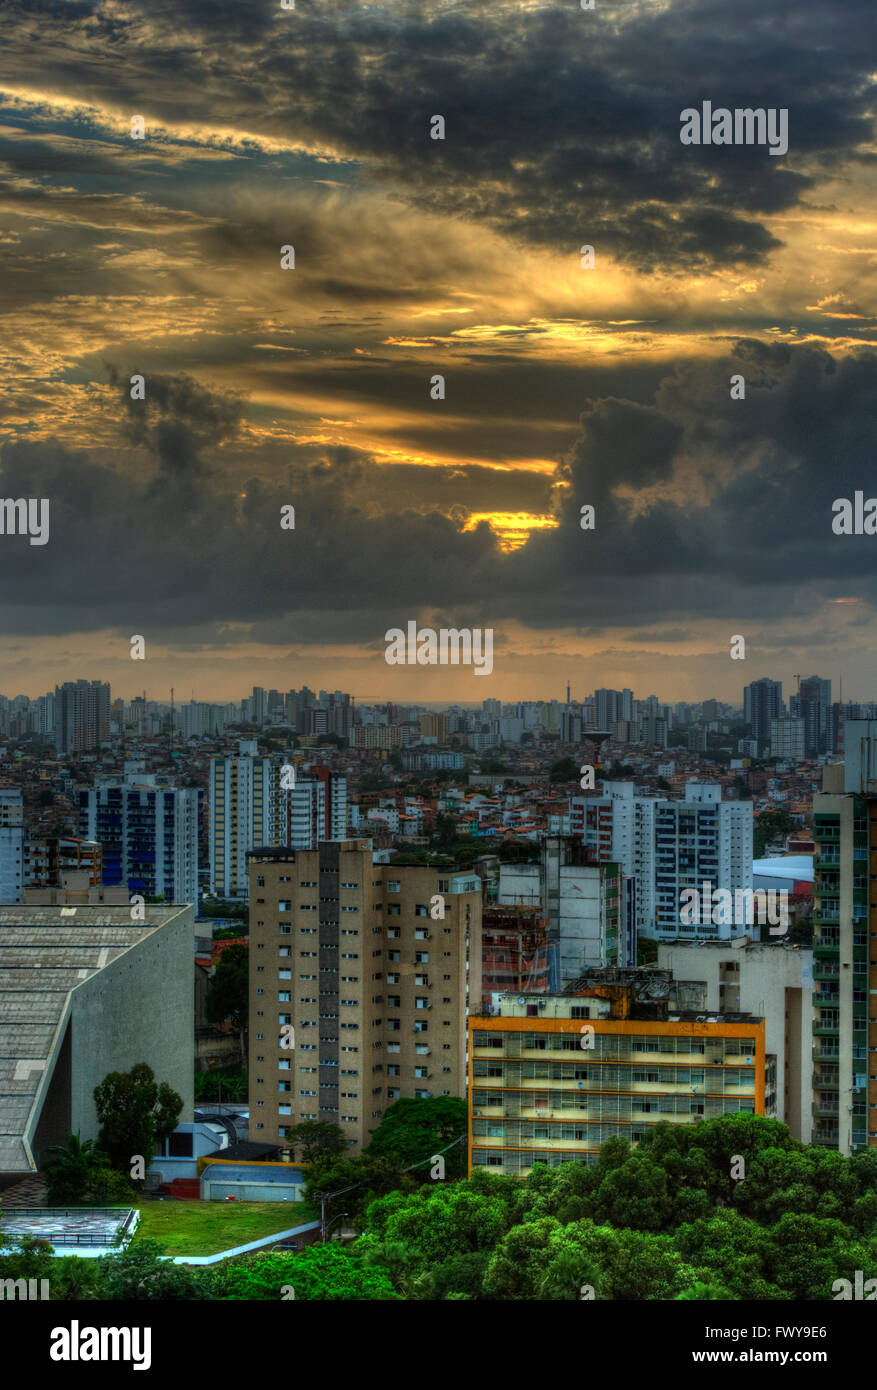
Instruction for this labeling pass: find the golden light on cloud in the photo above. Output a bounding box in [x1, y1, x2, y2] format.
[463, 511, 558, 550]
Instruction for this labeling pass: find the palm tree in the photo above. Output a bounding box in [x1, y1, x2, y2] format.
[42, 1132, 110, 1205]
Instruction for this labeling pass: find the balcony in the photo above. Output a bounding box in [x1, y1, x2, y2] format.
[813, 1021, 840, 1037]
[814, 1072, 839, 1090]
[813, 1101, 839, 1117]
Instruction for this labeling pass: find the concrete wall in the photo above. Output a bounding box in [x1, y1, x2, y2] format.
[69, 905, 195, 1144]
[658, 940, 813, 1139]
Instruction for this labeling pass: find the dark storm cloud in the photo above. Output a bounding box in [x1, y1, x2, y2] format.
[1, 0, 873, 271]
[3, 343, 877, 645]
[503, 340, 877, 628]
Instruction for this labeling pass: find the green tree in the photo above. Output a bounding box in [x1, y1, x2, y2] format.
[42, 1132, 111, 1205]
[205, 942, 249, 1065]
[365, 1097, 467, 1177]
[287, 1121, 348, 1164]
[548, 757, 579, 783]
[95, 1238, 208, 1301]
[93, 1063, 183, 1175]
[209, 1242, 399, 1300]
[754, 808, 793, 857]
[360, 1184, 510, 1281]
[432, 813, 457, 850]
[763, 1213, 873, 1300]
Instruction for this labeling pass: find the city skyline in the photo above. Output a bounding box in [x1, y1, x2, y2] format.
[0, 669, 866, 709]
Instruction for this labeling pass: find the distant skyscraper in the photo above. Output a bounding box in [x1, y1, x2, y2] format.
[744, 678, 783, 753]
[770, 716, 805, 762]
[791, 675, 831, 757]
[594, 689, 619, 730]
[54, 680, 110, 754]
[251, 686, 267, 726]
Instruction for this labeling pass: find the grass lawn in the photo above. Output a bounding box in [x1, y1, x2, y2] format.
[134, 1200, 317, 1256]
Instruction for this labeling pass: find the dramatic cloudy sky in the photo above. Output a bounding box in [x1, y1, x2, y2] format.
[1, 0, 875, 702]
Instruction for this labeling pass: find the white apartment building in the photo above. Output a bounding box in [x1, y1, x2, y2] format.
[770, 717, 805, 762]
[570, 781, 753, 941]
[210, 756, 348, 898]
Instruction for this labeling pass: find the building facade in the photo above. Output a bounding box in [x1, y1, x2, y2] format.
[247, 843, 482, 1154]
[0, 787, 23, 905]
[469, 994, 765, 1175]
[78, 781, 199, 903]
[54, 680, 110, 754]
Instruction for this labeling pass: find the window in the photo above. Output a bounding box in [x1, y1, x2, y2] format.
[387, 881, 401, 892]
[387, 904, 401, 917]
[279, 925, 292, 935]
[279, 991, 291, 1002]
[278, 900, 292, 910]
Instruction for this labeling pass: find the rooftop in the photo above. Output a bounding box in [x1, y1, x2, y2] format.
[0, 904, 190, 1173]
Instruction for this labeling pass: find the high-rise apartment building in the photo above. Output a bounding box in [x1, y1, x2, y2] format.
[0, 788, 24, 904]
[570, 782, 656, 936]
[809, 724, 877, 1153]
[570, 781, 753, 941]
[247, 843, 481, 1154]
[653, 783, 753, 940]
[210, 755, 276, 899]
[419, 713, 447, 742]
[770, 716, 805, 762]
[54, 680, 110, 754]
[469, 986, 764, 1175]
[283, 768, 348, 850]
[744, 678, 783, 753]
[791, 676, 831, 758]
[210, 756, 348, 897]
[78, 780, 199, 903]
